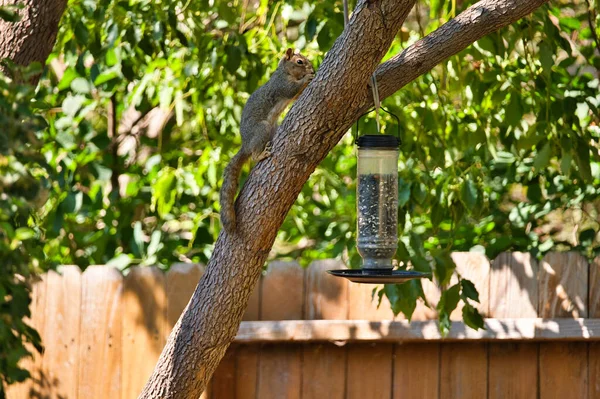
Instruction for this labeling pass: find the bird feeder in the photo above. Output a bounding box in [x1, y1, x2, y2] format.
[328, 108, 430, 284]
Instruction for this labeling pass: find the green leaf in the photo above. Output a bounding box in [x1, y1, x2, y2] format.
[225, 46, 242, 74]
[70, 77, 91, 94]
[0, 6, 20, 22]
[14, 227, 34, 241]
[438, 283, 461, 314]
[505, 94, 522, 126]
[412, 182, 427, 204]
[533, 142, 552, 171]
[384, 281, 421, 320]
[62, 95, 86, 117]
[462, 303, 485, 330]
[306, 16, 318, 40]
[106, 254, 132, 270]
[94, 69, 120, 86]
[398, 180, 411, 207]
[460, 279, 480, 303]
[434, 253, 456, 286]
[460, 178, 477, 210]
[574, 141, 592, 183]
[539, 41, 554, 72]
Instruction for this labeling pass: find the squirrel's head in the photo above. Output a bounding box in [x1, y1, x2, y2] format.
[279, 48, 315, 82]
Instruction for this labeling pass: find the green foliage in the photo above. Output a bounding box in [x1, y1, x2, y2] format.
[2, 0, 600, 386]
[0, 62, 47, 392]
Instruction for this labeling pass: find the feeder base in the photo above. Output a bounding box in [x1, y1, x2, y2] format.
[326, 269, 431, 284]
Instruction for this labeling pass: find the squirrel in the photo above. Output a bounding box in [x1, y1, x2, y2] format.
[220, 48, 315, 233]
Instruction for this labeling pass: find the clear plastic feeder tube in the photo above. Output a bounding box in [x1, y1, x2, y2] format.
[356, 135, 399, 272]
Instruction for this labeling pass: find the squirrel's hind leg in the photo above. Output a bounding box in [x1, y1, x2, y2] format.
[248, 121, 275, 162]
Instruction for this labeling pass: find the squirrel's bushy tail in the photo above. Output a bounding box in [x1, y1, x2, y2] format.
[220, 150, 250, 233]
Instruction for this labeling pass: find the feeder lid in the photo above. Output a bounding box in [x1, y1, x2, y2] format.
[356, 135, 400, 149]
[327, 269, 430, 284]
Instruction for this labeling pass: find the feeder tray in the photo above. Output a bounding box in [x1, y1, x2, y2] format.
[327, 269, 431, 284]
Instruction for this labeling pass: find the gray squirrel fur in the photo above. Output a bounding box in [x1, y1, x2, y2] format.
[220, 48, 315, 233]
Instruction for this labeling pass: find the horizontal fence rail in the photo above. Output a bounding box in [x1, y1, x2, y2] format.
[6, 252, 600, 399]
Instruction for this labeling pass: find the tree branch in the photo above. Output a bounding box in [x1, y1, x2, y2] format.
[140, 0, 550, 397]
[372, 0, 551, 108]
[0, 0, 68, 83]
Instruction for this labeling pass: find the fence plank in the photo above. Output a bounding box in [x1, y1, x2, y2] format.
[347, 343, 393, 399]
[211, 345, 237, 399]
[122, 267, 167, 399]
[590, 256, 600, 399]
[256, 262, 304, 399]
[41, 266, 82, 399]
[303, 260, 347, 399]
[490, 252, 538, 318]
[540, 343, 589, 399]
[348, 283, 395, 321]
[242, 278, 261, 321]
[306, 260, 348, 320]
[539, 252, 589, 399]
[393, 343, 439, 399]
[539, 252, 588, 318]
[439, 343, 487, 399]
[235, 345, 259, 399]
[78, 266, 123, 399]
[166, 263, 204, 331]
[302, 343, 346, 399]
[6, 275, 48, 399]
[260, 261, 304, 320]
[489, 343, 538, 399]
[488, 252, 538, 399]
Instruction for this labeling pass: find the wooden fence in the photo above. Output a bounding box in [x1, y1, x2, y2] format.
[5, 252, 600, 399]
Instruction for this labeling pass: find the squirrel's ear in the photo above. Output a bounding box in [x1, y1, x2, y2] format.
[285, 48, 294, 59]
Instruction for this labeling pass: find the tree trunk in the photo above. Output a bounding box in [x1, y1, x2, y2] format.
[0, 0, 68, 81]
[140, 0, 549, 397]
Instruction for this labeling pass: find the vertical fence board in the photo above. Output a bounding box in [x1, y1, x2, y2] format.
[256, 262, 304, 399]
[78, 266, 123, 399]
[6, 275, 48, 399]
[539, 252, 588, 318]
[440, 343, 487, 399]
[302, 260, 347, 399]
[166, 263, 204, 331]
[348, 284, 395, 321]
[122, 267, 167, 399]
[488, 252, 538, 399]
[235, 345, 259, 399]
[306, 260, 348, 320]
[211, 345, 237, 399]
[539, 252, 589, 399]
[242, 278, 261, 321]
[489, 343, 538, 399]
[393, 343, 439, 399]
[439, 254, 489, 399]
[41, 267, 82, 399]
[490, 252, 538, 318]
[302, 343, 346, 399]
[347, 343, 393, 399]
[540, 343, 589, 399]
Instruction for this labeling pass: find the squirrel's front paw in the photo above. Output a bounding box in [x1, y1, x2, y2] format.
[255, 142, 272, 162]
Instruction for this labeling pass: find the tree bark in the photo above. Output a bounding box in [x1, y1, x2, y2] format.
[140, 0, 549, 397]
[0, 0, 68, 81]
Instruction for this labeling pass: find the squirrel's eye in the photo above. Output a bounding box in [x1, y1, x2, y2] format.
[296, 59, 304, 65]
